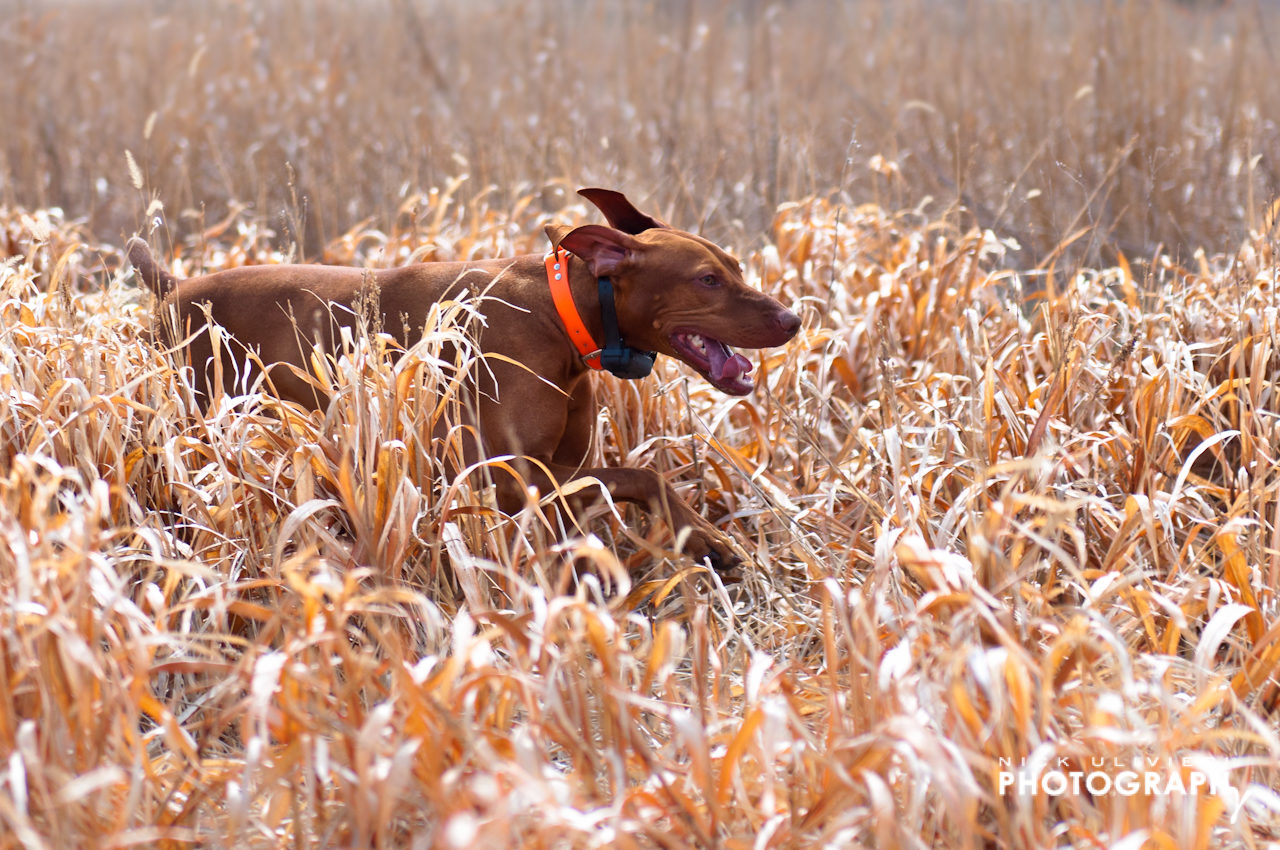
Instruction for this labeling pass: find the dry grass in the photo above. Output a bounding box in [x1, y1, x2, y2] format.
[3, 184, 1280, 846]
[4, 0, 1280, 847]
[5, 0, 1280, 262]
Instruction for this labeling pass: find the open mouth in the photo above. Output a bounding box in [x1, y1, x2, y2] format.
[669, 331, 755, 395]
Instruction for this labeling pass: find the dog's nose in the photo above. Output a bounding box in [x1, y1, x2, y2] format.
[776, 309, 801, 339]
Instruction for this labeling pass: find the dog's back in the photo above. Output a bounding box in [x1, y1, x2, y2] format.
[132, 242, 554, 409]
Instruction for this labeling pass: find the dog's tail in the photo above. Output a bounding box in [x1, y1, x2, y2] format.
[126, 237, 180, 297]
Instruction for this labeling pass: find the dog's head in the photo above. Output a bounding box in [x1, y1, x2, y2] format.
[550, 188, 800, 396]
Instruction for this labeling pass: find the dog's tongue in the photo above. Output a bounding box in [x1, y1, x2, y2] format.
[708, 340, 752, 382]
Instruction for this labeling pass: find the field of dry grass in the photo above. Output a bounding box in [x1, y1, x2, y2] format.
[5, 0, 1280, 847]
[7, 0, 1280, 263]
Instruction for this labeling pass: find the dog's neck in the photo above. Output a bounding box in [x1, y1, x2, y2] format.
[545, 249, 655, 379]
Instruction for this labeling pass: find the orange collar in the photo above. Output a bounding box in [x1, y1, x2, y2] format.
[545, 248, 603, 370]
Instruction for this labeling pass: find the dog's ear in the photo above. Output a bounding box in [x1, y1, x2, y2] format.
[544, 223, 574, 248]
[578, 188, 668, 234]
[558, 224, 641, 278]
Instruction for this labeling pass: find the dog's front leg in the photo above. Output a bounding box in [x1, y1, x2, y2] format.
[497, 461, 744, 571]
[480, 372, 743, 570]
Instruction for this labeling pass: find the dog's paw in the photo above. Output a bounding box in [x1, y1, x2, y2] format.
[684, 527, 745, 572]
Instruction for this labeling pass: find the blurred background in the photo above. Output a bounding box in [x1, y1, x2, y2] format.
[1, 0, 1276, 263]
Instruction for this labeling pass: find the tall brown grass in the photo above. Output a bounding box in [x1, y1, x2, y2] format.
[2, 181, 1280, 845]
[3, 0, 1280, 263]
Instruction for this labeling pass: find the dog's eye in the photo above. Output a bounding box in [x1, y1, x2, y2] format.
[699, 274, 720, 287]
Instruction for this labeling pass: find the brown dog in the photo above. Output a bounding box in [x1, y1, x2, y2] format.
[127, 189, 800, 568]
